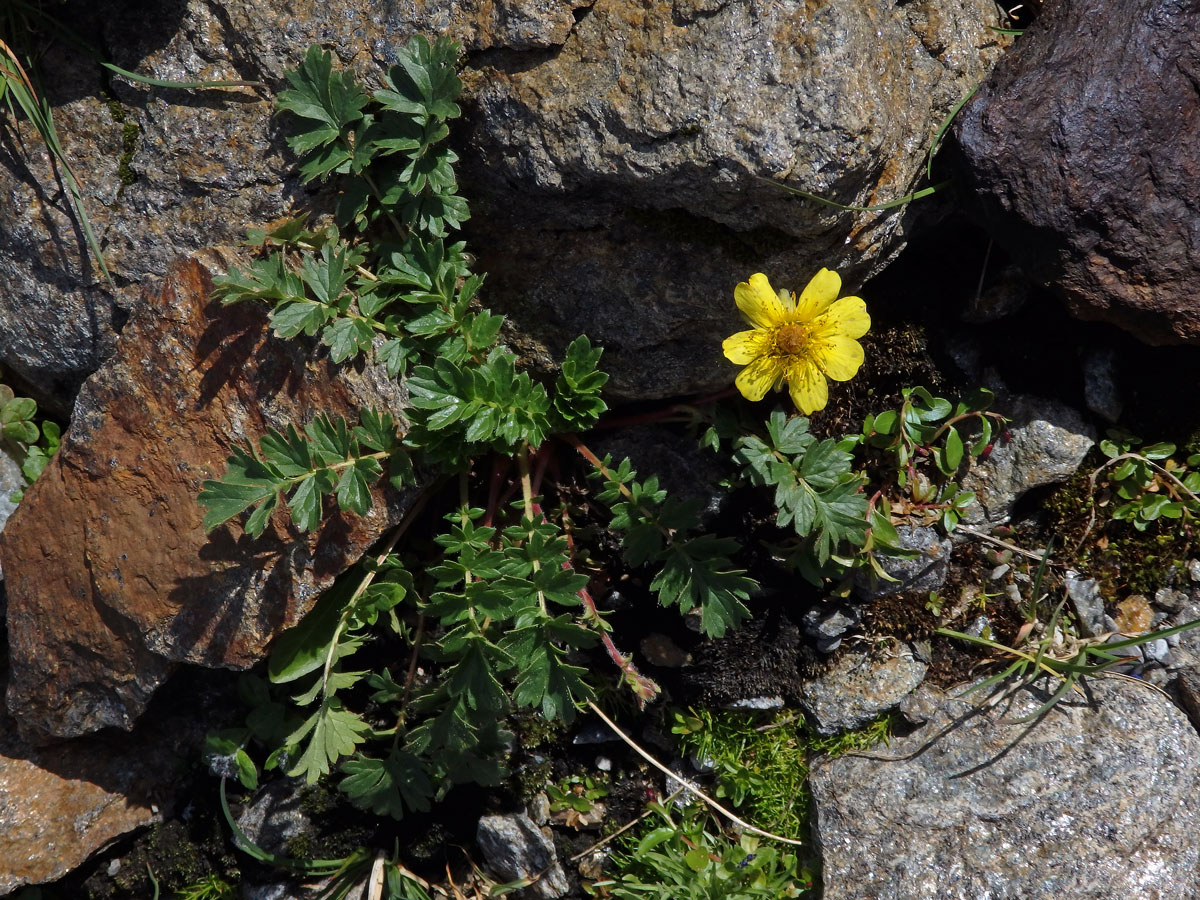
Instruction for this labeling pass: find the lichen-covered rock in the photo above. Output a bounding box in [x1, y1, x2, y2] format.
[798, 643, 927, 734]
[956, 0, 1200, 345]
[811, 680, 1200, 900]
[0, 0, 1010, 413]
[0, 258, 416, 741]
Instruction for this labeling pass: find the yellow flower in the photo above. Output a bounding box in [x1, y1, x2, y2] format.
[722, 270, 870, 415]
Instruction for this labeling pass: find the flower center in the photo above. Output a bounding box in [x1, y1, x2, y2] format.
[775, 323, 808, 355]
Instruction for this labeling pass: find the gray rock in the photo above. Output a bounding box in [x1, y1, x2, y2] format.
[0, 448, 20, 578]
[467, 0, 1012, 400]
[0, 0, 1010, 412]
[811, 679, 1200, 900]
[957, 0, 1200, 347]
[1142, 638, 1171, 664]
[854, 526, 952, 600]
[236, 780, 312, 858]
[476, 813, 569, 900]
[801, 605, 862, 643]
[960, 395, 1095, 527]
[798, 643, 927, 735]
[1065, 573, 1105, 638]
[1083, 346, 1123, 423]
[1155, 587, 1189, 613]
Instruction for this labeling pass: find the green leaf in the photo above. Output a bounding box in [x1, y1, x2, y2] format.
[198, 443, 283, 535]
[288, 472, 327, 532]
[0, 396, 36, 424]
[940, 426, 964, 474]
[340, 750, 433, 819]
[278, 45, 369, 150]
[286, 699, 372, 784]
[269, 580, 358, 684]
[336, 457, 380, 516]
[323, 316, 376, 363]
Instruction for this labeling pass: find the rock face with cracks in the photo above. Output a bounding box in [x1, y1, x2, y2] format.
[0, 258, 415, 742]
[0, 0, 1008, 412]
[810, 680, 1200, 900]
[956, 0, 1200, 345]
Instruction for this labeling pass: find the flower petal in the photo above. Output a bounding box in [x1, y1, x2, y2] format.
[814, 335, 865, 381]
[813, 296, 870, 339]
[722, 329, 772, 365]
[734, 273, 786, 329]
[735, 355, 785, 402]
[792, 268, 842, 320]
[785, 357, 829, 415]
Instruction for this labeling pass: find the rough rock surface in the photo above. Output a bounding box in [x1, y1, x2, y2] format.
[960, 395, 1095, 526]
[1, 0, 1009, 411]
[0, 448, 20, 561]
[854, 525, 952, 600]
[811, 680, 1200, 900]
[798, 643, 927, 734]
[464, 0, 1012, 399]
[0, 258, 415, 741]
[956, 0, 1200, 345]
[476, 813, 569, 900]
[0, 669, 224, 895]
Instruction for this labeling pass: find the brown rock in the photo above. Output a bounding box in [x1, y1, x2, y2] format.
[956, 0, 1200, 344]
[0, 730, 160, 895]
[0, 257, 415, 742]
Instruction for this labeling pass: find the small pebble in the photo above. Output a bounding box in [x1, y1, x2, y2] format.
[107, 859, 121, 877]
[595, 756, 612, 772]
[639, 633, 688, 667]
[1142, 638, 1170, 664]
[1154, 587, 1188, 612]
[528, 792, 551, 826]
[573, 722, 617, 745]
[989, 563, 1011, 581]
[1189, 559, 1200, 583]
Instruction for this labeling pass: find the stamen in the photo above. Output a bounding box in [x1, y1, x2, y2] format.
[775, 324, 807, 355]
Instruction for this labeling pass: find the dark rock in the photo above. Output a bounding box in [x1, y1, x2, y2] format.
[812, 680, 1200, 900]
[956, 0, 1200, 346]
[1082, 346, 1123, 423]
[0, 258, 417, 741]
[476, 813, 569, 900]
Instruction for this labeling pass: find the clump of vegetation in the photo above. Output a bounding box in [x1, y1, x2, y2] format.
[0, 380, 60, 498]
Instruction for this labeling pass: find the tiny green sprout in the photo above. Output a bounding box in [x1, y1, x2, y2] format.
[546, 774, 609, 829]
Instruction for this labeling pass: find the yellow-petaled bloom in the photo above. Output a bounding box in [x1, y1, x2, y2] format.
[722, 270, 870, 415]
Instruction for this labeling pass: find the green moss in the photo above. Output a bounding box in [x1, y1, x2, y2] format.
[1043, 451, 1194, 600]
[103, 95, 139, 186]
